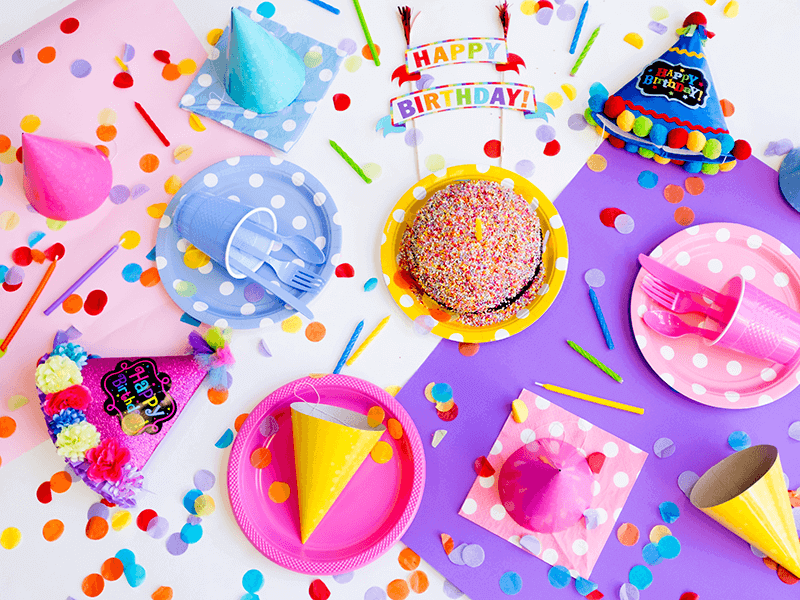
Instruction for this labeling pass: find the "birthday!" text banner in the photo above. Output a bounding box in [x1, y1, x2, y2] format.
[390, 82, 536, 125]
[405, 37, 508, 73]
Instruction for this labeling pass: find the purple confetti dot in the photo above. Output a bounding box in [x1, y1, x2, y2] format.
[338, 38, 357, 56]
[767, 138, 794, 156]
[244, 282, 265, 303]
[416, 73, 434, 91]
[258, 339, 272, 357]
[462, 543, 485, 567]
[146, 516, 169, 539]
[65, 325, 82, 340]
[187, 515, 202, 525]
[70, 59, 92, 78]
[556, 4, 576, 20]
[5, 265, 25, 285]
[404, 128, 423, 147]
[87, 502, 109, 520]
[654, 436, 675, 458]
[227, 371, 233, 388]
[553, 0, 565, 4]
[568, 113, 588, 131]
[536, 7, 553, 25]
[109, 184, 131, 205]
[259, 415, 279, 437]
[26, 204, 38, 213]
[412, 314, 436, 335]
[536, 124, 556, 143]
[614, 213, 635, 235]
[583, 509, 599, 530]
[443, 580, 464, 599]
[123, 43, 135, 62]
[364, 587, 386, 600]
[648, 21, 668, 35]
[130, 183, 150, 199]
[11, 48, 25, 64]
[333, 571, 354, 584]
[584, 268, 606, 288]
[448, 543, 467, 565]
[789, 421, 800, 441]
[193, 469, 216, 491]
[519, 534, 540, 554]
[514, 159, 535, 178]
[166, 531, 189, 555]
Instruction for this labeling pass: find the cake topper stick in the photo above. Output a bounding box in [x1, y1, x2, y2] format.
[398, 6, 422, 182]
[497, 1, 510, 169]
[353, 0, 380, 66]
[1, 258, 58, 354]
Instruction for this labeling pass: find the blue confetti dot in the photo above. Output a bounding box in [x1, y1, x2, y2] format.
[180, 522, 203, 544]
[728, 430, 751, 451]
[365, 586, 386, 600]
[657, 535, 681, 559]
[180, 312, 202, 326]
[499, 571, 523, 595]
[115, 548, 136, 568]
[256, 2, 276, 18]
[629, 565, 653, 590]
[589, 82, 608, 100]
[70, 59, 92, 78]
[548, 565, 571, 589]
[240, 594, 259, 600]
[146, 246, 157, 261]
[431, 382, 453, 403]
[575, 577, 597, 595]
[659, 501, 680, 523]
[638, 170, 658, 189]
[122, 263, 143, 282]
[242, 569, 264, 592]
[364, 277, 377, 292]
[0, 174, 3, 187]
[642, 543, 663, 565]
[183, 489, 203, 514]
[27, 231, 45, 247]
[215, 428, 234, 448]
[0, 266, 8, 282]
[125, 563, 146, 588]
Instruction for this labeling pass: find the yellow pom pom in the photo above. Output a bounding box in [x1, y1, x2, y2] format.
[653, 155, 671, 165]
[617, 110, 635, 132]
[687, 130, 706, 153]
[595, 126, 609, 139]
[719, 159, 737, 172]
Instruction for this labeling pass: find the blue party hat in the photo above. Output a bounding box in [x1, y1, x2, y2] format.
[225, 8, 305, 114]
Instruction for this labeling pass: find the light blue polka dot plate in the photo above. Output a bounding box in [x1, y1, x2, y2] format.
[155, 156, 342, 329]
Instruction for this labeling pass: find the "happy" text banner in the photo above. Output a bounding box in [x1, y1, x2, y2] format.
[405, 37, 509, 73]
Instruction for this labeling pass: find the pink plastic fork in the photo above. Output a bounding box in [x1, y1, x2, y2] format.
[642, 274, 726, 323]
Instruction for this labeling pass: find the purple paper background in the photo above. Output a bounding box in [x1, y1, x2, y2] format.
[398, 145, 800, 599]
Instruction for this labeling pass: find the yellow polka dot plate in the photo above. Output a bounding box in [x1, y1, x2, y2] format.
[380, 164, 569, 343]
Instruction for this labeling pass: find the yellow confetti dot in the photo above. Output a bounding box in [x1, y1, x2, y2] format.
[110, 510, 132, 531]
[424, 382, 436, 403]
[624, 33, 644, 49]
[189, 114, 206, 132]
[424, 154, 445, 172]
[704, 0, 717, 4]
[173, 144, 193, 163]
[147, 203, 168, 219]
[384, 385, 401, 396]
[46, 219, 66, 231]
[194, 494, 216, 516]
[512, 398, 528, 423]
[183, 245, 210, 269]
[119, 230, 141, 250]
[0, 147, 17, 164]
[177, 58, 197, 75]
[0, 211, 20, 231]
[7, 395, 29, 411]
[308, 373, 328, 379]
[435, 399, 454, 412]
[371, 441, 394, 464]
[723, 0, 739, 17]
[649, 525, 672, 543]
[367, 406, 385, 428]
[304, 51, 323, 69]
[543, 92, 563, 110]
[586, 154, 607, 172]
[344, 55, 362, 73]
[97, 108, 117, 126]
[560, 84, 576, 101]
[207, 28, 223, 45]
[387, 418, 403, 440]
[164, 175, 183, 195]
[282, 315, 303, 333]
[1, 527, 21, 549]
[268, 481, 291, 503]
[520, 0, 537, 15]
[650, 6, 669, 21]
[20, 115, 41, 133]
[362, 163, 382, 181]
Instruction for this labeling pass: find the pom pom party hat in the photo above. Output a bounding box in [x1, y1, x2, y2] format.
[225, 7, 305, 114]
[587, 12, 751, 175]
[22, 133, 113, 220]
[34, 328, 234, 507]
[291, 402, 385, 543]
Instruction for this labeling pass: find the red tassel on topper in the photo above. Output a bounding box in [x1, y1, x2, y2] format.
[497, 1, 510, 39]
[398, 6, 413, 46]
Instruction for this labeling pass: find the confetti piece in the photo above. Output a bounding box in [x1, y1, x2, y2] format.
[657, 535, 681, 559]
[152, 586, 173, 600]
[543, 140, 561, 156]
[724, 0, 739, 18]
[86, 516, 109, 540]
[50, 471, 72, 493]
[408, 570, 429, 593]
[628, 565, 653, 590]
[662, 184, 684, 204]
[215, 428, 234, 448]
[659, 501, 680, 524]
[183, 489, 203, 515]
[136, 509, 157, 531]
[146, 516, 169, 539]
[177, 58, 197, 75]
[114, 72, 134, 88]
[583, 509, 599, 530]
[193, 469, 215, 491]
[561, 83, 577, 101]
[517, 534, 540, 556]
[234, 413, 249, 432]
[180, 522, 203, 544]
[387, 418, 403, 440]
[0, 211, 20, 230]
[243, 569, 264, 592]
[624, 33, 643, 49]
[268, 481, 291, 503]
[399, 547, 421, 570]
[653, 437, 675, 458]
[600, 207, 625, 227]
[371, 441, 393, 464]
[474, 456, 496, 477]
[649, 524, 671, 543]
[431, 383, 453, 403]
[777, 565, 800, 584]
[620, 583, 639, 600]
[458, 342, 480, 357]
[614, 213, 635, 234]
[335, 263, 355, 277]
[764, 556, 779, 571]
[173, 144, 193, 163]
[111, 510, 132, 530]
[728, 430, 751, 451]
[82, 573, 104, 597]
[250, 447, 272, 468]
[617, 523, 640, 546]
[766, 139, 793, 156]
[387, 579, 409, 600]
[12, 247, 32, 266]
[84, 290, 108, 316]
[584, 451, 606, 475]
[637, 170, 658, 189]
[463, 544, 485, 567]
[511, 398, 528, 423]
[789, 421, 800, 441]
[11, 48, 24, 64]
[449, 543, 467, 565]
[576, 578, 598, 596]
[720, 98, 735, 117]
[101, 557, 124, 581]
[584, 268, 606, 288]
[684, 177, 705, 195]
[674, 206, 695, 226]
[43, 242, 65, 261]
[438, 403, 459, 421]
[194, 495, 215, 516]
[166, 532, 188, 556]
[432, 430, 447, 447]
[189, 113, 206, 131]
[642, 543, 663, 566]
[441, 533, 455, 555]
[42, 519, 64, 541]
[499, 571, 522, 595]
[37, 481, 52, 503]
[131, 184, 150, 199]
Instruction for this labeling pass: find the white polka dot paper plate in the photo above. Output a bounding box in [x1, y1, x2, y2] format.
[631, 222, 800, 409]
[156, 156, 341, 329]
[380, 165, 568, 344]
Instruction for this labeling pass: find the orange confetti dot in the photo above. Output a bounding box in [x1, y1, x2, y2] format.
[50, 470, 72, 493]
[371, 440, 394, 464]
[234, 413, 249, 432]
[393, 270, 414, 289]
[663, 184, 684, 204]
[38, 47, 56, 63]
[207, 28, 224, 45]
[268, 481, 291, 503]
[305, 321, 327, 342]
[152, 586, 174, 600]
[62, 294, 83, 313]
[684, 176, 705, 196]
[617, 522, 640, 546]
[162, 63, 181, 81]
[398, 547, 421, 571]
[778, 565, 799, 584]
[30, 249, 45, 264]
[367, 406, 385, 428]
[101, 557, 124, 581]
[0, 135, 10, 153]
[95, 145, 110, 157]
[147, 203, 167, 219]
[207, 388, 228, 405]
[408, 570, 429, 593]
[96, 125, 117, 142]
[250, 447, 272, 469]
[42, 519, 64, 541]
[764, 556, 779, 571]
[177, 58, 197, 75]
[82, 574, 105, 597]
[140, 267, 160, 287]
[139, 153, 160, 173]
[458, 342, 480, 356]
[164, 175, 183, 195]
[86, 516, 109, 540]
[0, 416, 16, 438]
[674, 206, 695, 226]
[387, 418, 403, 440]
[362, 44, 381, 60]
[428, 308, 451, 323]
[720, 99, 735, 117]
[441, 533, 454, 555]
[20, 115, 41, 133]
[387, 579, 410, 600]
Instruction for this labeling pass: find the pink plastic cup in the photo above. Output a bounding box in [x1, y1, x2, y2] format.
[707, 275, 800, 365]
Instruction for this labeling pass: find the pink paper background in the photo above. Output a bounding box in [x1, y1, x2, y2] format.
[459, 389, 648, 579]
[0, 0, 274, 465]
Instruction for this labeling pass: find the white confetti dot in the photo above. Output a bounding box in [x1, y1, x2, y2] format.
[226, 156, 241, 166]
[555, 256, 568, 270]
[461, 498, 477, 514]
[549, 214, 564, 229]
[282, 119, 296, 132]
[614, 213, 635, 234]
[291, 172, 305, 186]
[399, 294, 414, 308]
[578, 419, 592, 432]
[774, 272, 790, 287]
[691, 383, 707, 395]
[780, 243, 794, 255]
[156, 256, 167, 270]
[727, 361, 742, 376]
[193, 301, 208, 312]
[159, 215, 172, 229]
[292, 216, 307, 230]
[254, 130, 268, 140]
[240, 303, 255, 315]
[591, 480, 601, 496]
[541, 549, 558, 565]
[660, 373, 675, 386]
[206, 98, 221, 111]
[725, 391, 740, 403]
[708, 258, 723, 273]
[219, 281, 234, 295]
[603, 442, 619, 457]
[535, 396, 550, 410]
[319, 68, 333, 81]
[495, 329, 510, 340]
[548, 421, 564, 437]
[490, 440, 503, 455]
[393, 209, 406, 223]
[740, 265, 756, 280]
[412, 186, 427, 200]
[479, 475, 495, 488]
[675, 251, 690, 266]
[572, 539, 589, 556]
[635, 334, 647, 349]
[520, 429, 536, 444]
[613, 472, 630, 488]
[715, 228, 731, 242]
[490, 504, 506, 521]
[747, 235, 763, 249]
[692, 353, 708, 368]
[761, 367, 777, 382]
[304, 101, 317, 114]
[249, 173, 264, 187]
[203, 173, 218, 187]
[198, 74, 212, 87]
[180, 94, 195, 106]
[660, 345, 675, 360]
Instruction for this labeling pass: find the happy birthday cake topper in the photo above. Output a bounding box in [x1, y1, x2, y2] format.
[405, 37, 508, 72]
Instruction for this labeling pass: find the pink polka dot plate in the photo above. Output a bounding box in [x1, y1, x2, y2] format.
[631, 222, 800, 409]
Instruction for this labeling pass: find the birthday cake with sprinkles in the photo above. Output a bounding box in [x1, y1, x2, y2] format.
[398, 179, 545, 327]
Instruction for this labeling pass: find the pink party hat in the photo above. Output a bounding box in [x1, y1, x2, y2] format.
[34, 328, 234, 507]
[22, 133, 113, 220]
[498, 438, 595, 533]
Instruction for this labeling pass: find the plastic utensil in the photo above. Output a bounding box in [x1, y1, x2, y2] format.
[638, 253, 731, 307]
[642, 274, 726, 322]
[240, 220, 325, 264]
[229, 257, 314, 319]
[262, 256, 323, 291]
[643, 310, 717, 340]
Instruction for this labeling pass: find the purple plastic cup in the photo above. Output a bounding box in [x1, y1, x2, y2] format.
[707, 275, 800, 365]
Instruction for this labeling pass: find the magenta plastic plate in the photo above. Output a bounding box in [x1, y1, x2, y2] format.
[227, 374, 426, 575]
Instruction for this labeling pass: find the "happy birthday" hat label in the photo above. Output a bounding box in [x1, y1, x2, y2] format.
[636, 60, 708, 109]
[101, 359, 176, 436]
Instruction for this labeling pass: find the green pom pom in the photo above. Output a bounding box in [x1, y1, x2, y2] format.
[701, 162, 720, 175]
[702, 138, 722, 160]
[638, 147, 656, 158]
[633, 116, 653, 138]
[584, 108, 597, 127]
